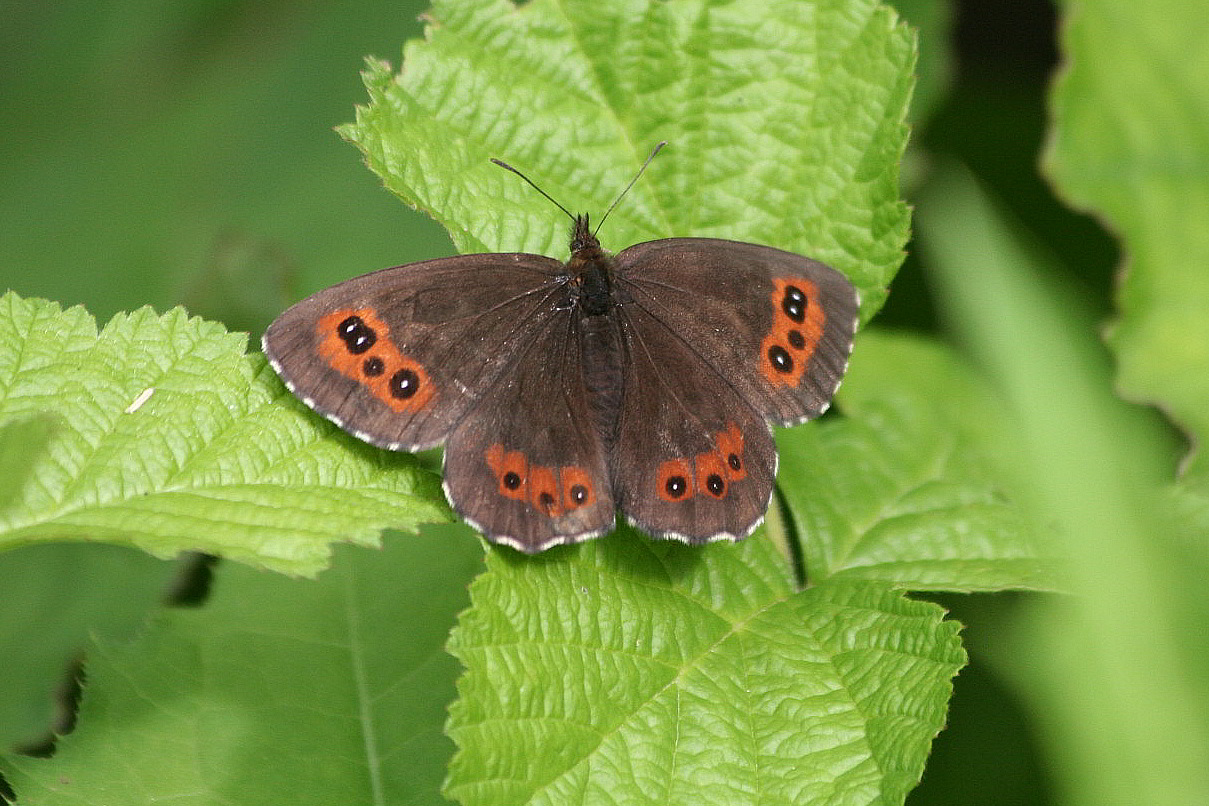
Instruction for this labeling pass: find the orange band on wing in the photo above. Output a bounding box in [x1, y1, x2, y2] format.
[693, 450, 728, 500]
[317, 308, 434, 412]
[760, 278, 826, 388]
[656, 458, 694, 502]
[715, 423, 746, 481]
[561, 465, 597, 510]
[653, 423, 747, 503]
[486, 444, 529, 501]
[484, 447, 596, 517]
[529, 465, 562, 516]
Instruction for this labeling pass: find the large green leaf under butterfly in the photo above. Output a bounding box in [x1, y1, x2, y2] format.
[0, 292, 447, 575]
[340, 0, 911, 316]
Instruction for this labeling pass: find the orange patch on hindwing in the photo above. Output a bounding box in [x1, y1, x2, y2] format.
[484, 446, 596, 518]
[760, 278, 826, 388]
[486, 445, 529, 501]
[316, 308, 433, 412]
[715, 423, 747, 481]
[694, 451, 728, 500]
[529, 466, 562, 516]
[654, 424, 747, 503]
[561, 465, 597, 510]
[656, 458, 695, 503]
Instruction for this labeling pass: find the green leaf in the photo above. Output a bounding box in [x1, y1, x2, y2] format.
[446, 532, 965, 806]
[0, 0, 452, 327]
[0, 415, 54, 512]
[0, 543, 180, 752]
[0, 529, 484, 805]
[340, 0, 914, 318]
[1043, 0, 1209, 474]
[778, 329, 1062, 592]
[917, 165, 1209, 806]
[0, 292, 450, 576]
[340, 3, 933, 801]
[1170, 474, 1209, 542]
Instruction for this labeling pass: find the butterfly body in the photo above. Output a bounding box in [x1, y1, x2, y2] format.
[264, 212, 858, 553]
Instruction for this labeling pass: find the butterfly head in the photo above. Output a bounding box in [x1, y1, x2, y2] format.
[570, 214, 603, 257]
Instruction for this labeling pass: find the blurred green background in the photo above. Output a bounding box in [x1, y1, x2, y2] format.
[0, 1, 1115, 336]
[0, 0, 452, 335]
[0, 1, 1129, 803]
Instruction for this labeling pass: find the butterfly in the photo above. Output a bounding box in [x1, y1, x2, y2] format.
[263, 145, 859, 553]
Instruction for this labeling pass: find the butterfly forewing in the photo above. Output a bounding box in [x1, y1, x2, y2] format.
[262, 254, 566, 451]
[615, 239, 859, 426]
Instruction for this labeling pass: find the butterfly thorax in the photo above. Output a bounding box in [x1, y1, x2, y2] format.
[567, 214, 615, 317]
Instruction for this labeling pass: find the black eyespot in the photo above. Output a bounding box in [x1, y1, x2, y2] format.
[503, 471, 522, 490]
[728, 453, 742, 471]
[570, 484, 588, 505]
[782, 285, 807, 323]
[389, 368, 419, 399]
[362, 356, 385, 377]
[665, 475, 688, 499]
[706, 474, 725, 496]
[337, 315, 376, 354]
[539, 491, 556, 513]
[768, 345, 794, 374]
[787, 329, 806, 350]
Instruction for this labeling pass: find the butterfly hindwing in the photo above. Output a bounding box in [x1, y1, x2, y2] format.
[262, 254, 567, 451]
[442, 306, 615, 552]
[611, 296, 779, 542]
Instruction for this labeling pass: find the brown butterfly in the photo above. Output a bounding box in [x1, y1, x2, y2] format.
[263, 144, 859, 552]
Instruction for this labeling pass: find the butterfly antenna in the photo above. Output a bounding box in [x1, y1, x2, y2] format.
[595, 140, 667, 236]
[490, 158, 576, 223]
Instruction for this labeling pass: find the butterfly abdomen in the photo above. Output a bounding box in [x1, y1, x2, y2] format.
[570, 232, 626, 449]
[579, 310, 624, 450]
